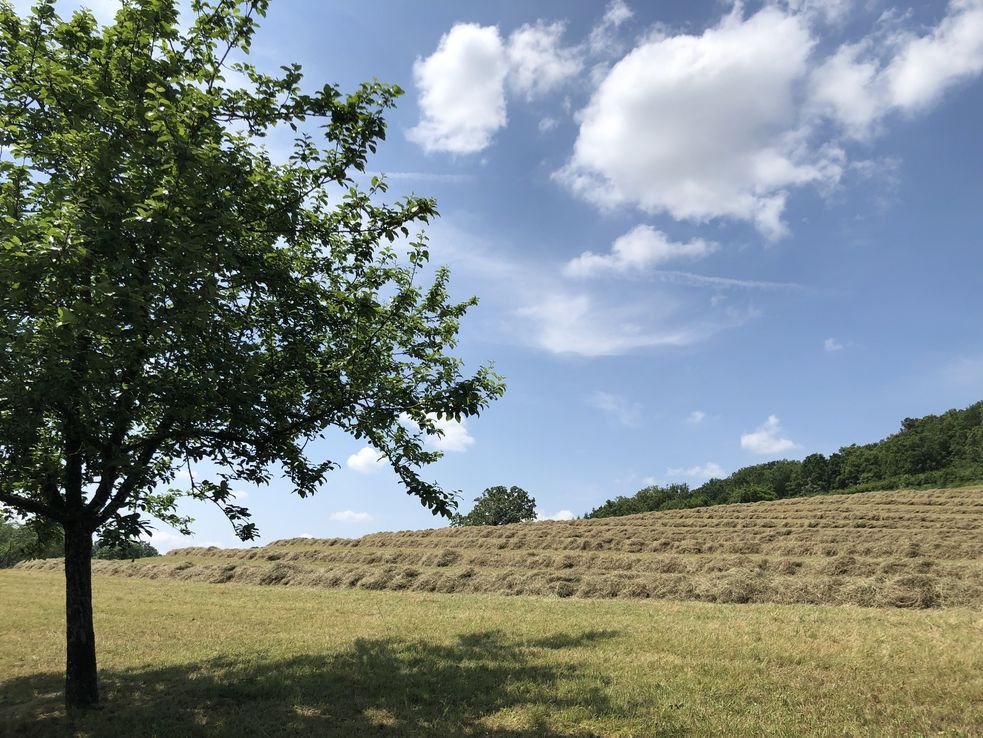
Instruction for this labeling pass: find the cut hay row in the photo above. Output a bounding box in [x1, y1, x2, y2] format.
[23, 486, 980, 609]
[19, 554, 978, 609]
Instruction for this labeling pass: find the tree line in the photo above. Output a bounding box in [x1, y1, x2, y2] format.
[0, 519, 159, 568]
[585, 401, 983, 519]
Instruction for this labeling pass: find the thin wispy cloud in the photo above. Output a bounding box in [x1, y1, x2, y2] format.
[666, 462, 725, 479]
[330, 510, 373, 524]
[589, 391, 642, 426]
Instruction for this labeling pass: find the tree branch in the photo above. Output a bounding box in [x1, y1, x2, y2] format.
[0, 490, 63, 522]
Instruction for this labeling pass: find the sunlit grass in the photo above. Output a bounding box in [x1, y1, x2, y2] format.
[1, 570, 980, 736]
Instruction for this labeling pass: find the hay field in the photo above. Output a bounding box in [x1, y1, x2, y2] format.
[20, 486, 983, 608]
[1, 570, 981, 736]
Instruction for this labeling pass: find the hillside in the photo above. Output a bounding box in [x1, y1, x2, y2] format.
[586, 401, 983, 518]
[20, 486, 983, 609]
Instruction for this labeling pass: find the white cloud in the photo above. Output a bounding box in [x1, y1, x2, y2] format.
[589, 391, 642, 426]
[783, 0, 854, 25]
[427, 415, 475, 452]
[564, 225, 717, 278]
[686, 410, 706, 425]
[346, 446, 386, 474]
[824, 337, 844, 352]
[401, 412, 476, 453]
[741, 415, 798, 454]
[589, 0, 635, 56]
[537, 509, 576, 521]
[558, 7, 838, 239]
[666, 462, 725, 479]
[517, 293, 702, 357]
[602, 0, 633, 28]
[330, 510, 373, 524]
[559, 1, 983, 237]
[428, 221, 766, 359]
[408, 24, 508, 154]
[538, 117, 559, 133]
[887, 1, 983, 112]
[507, 21, 583, 100]
[810, 1, 983, 137]
[808, 41, 886, 137]
[297, 533, 314, 539]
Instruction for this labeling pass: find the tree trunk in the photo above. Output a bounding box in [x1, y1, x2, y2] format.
[64, 524, 99, 709]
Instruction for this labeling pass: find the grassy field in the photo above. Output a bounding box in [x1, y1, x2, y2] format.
[22, 487, 983, 608]
[1, 569, 981, 737]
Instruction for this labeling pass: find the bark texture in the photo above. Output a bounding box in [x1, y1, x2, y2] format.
[64, 524, 99, 708]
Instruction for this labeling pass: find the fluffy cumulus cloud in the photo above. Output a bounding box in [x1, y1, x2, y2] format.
[666, 462, 725, 479]
[588, 391, 642, 426]
[507, 21, 583, 99]
[558, 1, 983, 237]
[330, 510, 373, 524]
[408, 24, 509, 154]
[741, 415, 798, 454]
[346, 446, 386, 474]
[565, 225, 717, 278]
[556, 7, 832, 239]
[427, 416, 475, 452]
[809, 0, 983, 137]
[401, 412, 476, 452]
[409, 17, 587, 154]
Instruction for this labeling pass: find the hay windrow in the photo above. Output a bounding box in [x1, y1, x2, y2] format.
[20, 486, 982, 609]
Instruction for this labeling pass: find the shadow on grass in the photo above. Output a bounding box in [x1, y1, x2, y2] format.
[0, 628, 683, 737]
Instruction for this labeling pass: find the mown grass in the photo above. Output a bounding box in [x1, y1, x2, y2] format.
[1, 570, 981, 737]
[24, 487, 982, 609]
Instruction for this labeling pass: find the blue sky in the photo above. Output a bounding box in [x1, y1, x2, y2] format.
[23, 0, 983, 549]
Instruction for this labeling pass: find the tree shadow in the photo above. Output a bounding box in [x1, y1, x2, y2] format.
[0, 628, 685, 737]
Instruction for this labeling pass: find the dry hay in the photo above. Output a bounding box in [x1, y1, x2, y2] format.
[20, 487, 983, 609]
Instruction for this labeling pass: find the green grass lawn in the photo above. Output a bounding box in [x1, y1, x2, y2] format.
[1, 570, 980, 737]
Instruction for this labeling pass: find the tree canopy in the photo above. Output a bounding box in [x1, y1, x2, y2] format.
[452, 485, 537, 527]
[0, 0, 502, 708]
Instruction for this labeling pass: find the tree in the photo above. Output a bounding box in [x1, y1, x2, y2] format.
[0, 517, 64, 567]
[0, 0, 503, 709]
[451, 486, 536, 527]
[92, 540, 159, 560]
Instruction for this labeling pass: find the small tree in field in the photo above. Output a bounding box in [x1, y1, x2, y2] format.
[451, 486, 536, 527]
[0, 0, 503, 709]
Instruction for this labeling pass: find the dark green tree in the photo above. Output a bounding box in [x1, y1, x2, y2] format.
[0, 0, 502, 709]
[92, 540, 159, 560]
[0, 516, 64, 567]
[451, 486, 536, 527]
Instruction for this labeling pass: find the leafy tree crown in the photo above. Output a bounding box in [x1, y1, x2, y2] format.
[0, 0, 504, 544]
[451, 485, 536, 527]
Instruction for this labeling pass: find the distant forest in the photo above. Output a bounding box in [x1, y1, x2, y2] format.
[585, 401, 983, 519]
